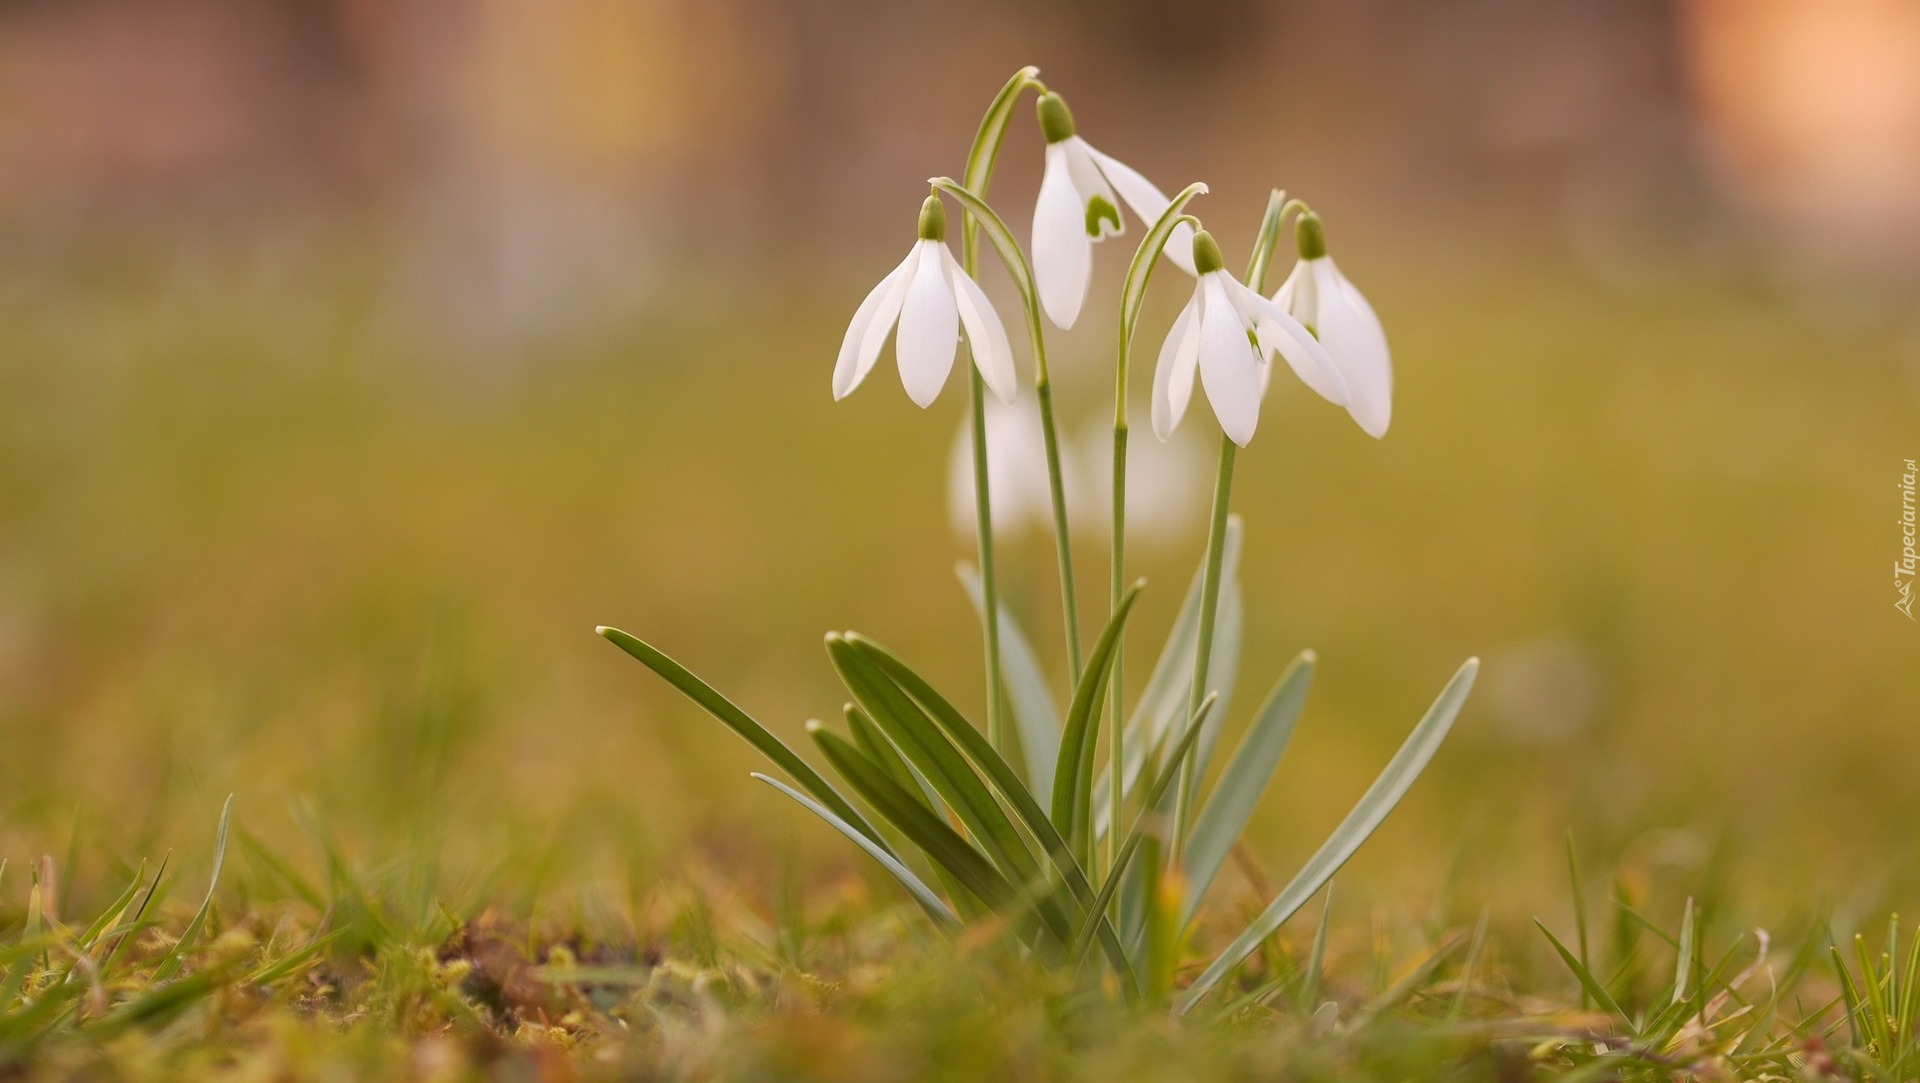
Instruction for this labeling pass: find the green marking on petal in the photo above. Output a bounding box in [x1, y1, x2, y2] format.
[1084, 195, 1121, 239]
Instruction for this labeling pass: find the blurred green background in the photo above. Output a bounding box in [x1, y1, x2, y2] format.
[0, 0, 1915, 925]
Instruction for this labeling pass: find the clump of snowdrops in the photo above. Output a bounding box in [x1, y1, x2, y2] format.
[600, 67, 1477, 1011]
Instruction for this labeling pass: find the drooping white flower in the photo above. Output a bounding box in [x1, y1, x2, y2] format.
[1272, 212, 1392, 438]
[945, 396, 1057, 541]
[834, 195, 1018, 408]
[1150, 229, 1348, 447]
[1031, 92, 1196, 330]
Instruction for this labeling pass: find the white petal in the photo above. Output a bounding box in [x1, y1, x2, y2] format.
[895, 241, 960, 408]
[834, 250, 915, 399]
[1084, 144, 1195, 275]
[1033, 143, 1092, 329]
[1150, 293, 1202, 440]
[944, 247, 1019, 404]
[1271, 259, 1311, 323]
[1222, 276, 1349, 407]
[1196, 274, 1264, 446]
[1314, 258, 1392, 438]
[1063, 138, 1123, 240]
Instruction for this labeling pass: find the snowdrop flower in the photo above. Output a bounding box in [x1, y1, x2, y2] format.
[945, 396, 1058, 541]
[834, 195, 1018, 408]
[1031, 92, 1196, 330]
[1151, 229, 1348, 447]
[1272, 212, 1392, 438]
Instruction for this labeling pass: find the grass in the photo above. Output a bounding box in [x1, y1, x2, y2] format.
[0, 802, 1902, 1080]
[0, 235, 1913, 1076]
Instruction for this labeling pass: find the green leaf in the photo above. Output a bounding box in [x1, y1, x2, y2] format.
[826, 635, 1041, 893]
[1175, 658, 1478, 1013]
[1094, 519, 1243, 839]
[1052, 583, 1143, 867]
[152, 795, 233, 982]
[845, 704, 941, 815]
[811, 727, 1014, 916]
[1180, 651, 1315, 929]
[844, 635, 1137, 991]
[1070, 693, 1215, 962]
[598, 625, 890, 854]
[753, 772, 960, 930]
[958, 564, 1058, 797]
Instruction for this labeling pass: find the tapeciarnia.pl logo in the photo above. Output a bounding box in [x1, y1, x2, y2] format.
[1898, 459, 1917, 620]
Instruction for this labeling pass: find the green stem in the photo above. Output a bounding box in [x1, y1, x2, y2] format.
[1106, 423, 1126, 870]
[1032, 347, 1083, 690]
[955, 67, 1044, 756]
[1173, 435, 1235, 855]
[967, 368, 1005, 752]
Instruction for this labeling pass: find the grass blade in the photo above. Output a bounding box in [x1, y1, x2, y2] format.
[753, 772, 960, 930]
[1174, 658, 1478, 1013]
[152, 795, 233, 982]
[598, 625, 890, 854]
[1536, 918, 1630, 1022]
[1181, 651, 1315, 929]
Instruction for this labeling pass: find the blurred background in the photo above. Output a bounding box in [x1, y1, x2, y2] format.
[0, 0, 1916, 925]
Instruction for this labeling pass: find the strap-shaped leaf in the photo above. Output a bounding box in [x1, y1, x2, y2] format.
[598, 626, 890, 853]
[752, 772, 960, 931]
[826, 634, 1042, 891]
[811, 727, 1014, 915]
[845, 704, 942, 815]
[1175, 658, 1479, 1013]
[1052, 583, 1144, 866]
[1180, 651, 1316, 929]
[1094, 519, 1243, 837]
[957, 564, 1059, 797]
[1070, 694, 1216, 961]
[844, 635, 1138, 991]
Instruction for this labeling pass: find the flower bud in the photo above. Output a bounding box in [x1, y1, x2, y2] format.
[1191, 229, 1224, 275]
[1036, 92, 1076, 145]
[917, 195, 946, 242]
[1294, 211, 1327, 260]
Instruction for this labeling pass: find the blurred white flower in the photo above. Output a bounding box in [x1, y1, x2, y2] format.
[1272, 213, 1392, 438]
[1151, 229, 1347, 447]
[1031, 91, 1196, 330]
[1074, 421, 1208, 552]
[946, 396, 1059, 541]
[834, 196, 1018, 408]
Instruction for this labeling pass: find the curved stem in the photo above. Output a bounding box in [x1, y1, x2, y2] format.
[930, 175, 1082, 698]
[956, 67, 1042, 755]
